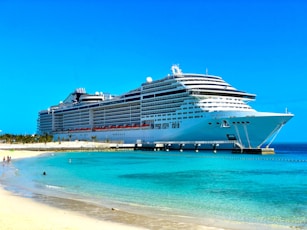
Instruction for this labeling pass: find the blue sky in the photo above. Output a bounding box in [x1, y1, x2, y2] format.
[0, 0, 306, 142]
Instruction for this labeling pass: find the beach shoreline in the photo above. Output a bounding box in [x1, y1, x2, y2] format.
[0, 144, 147, 230]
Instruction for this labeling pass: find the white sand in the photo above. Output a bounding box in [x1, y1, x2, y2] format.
[0, 141, 111, 151]
[0, 188, 144, 230]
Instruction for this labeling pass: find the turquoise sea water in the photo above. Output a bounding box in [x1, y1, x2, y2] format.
[1, 144, 307, 229]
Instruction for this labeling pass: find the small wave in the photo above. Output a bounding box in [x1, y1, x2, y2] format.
[45, 184, 63, 190]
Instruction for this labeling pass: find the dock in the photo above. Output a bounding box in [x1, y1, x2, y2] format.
[232, 147, 275, 155]
[134, 140, 275, 154]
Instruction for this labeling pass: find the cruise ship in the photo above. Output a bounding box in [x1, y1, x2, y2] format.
[37, 65, 293, 150]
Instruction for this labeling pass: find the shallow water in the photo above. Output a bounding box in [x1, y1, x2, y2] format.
[1, 144, 307, 229]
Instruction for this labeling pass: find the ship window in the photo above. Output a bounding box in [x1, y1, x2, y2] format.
[162, 123, 169, 129]
[222, 120, 230, 128]
[227, 134, 237, 140]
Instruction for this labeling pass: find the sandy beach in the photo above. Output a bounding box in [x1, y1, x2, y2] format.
[0, 144, 145, 230]
[0, 185, 144, 230]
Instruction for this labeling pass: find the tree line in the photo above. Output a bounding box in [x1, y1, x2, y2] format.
[0, 133, 53, 144]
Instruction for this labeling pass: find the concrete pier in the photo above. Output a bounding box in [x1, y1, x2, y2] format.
[134, 141, 275, 155]
[232, 147, 275, 154]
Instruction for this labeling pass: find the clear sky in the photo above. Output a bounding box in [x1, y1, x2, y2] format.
[0, 0, 306, 142]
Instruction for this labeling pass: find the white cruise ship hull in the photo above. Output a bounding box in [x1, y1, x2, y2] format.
[53, 111, 293, 149]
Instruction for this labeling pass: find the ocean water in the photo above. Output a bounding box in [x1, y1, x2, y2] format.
[1, 143, 307, 229]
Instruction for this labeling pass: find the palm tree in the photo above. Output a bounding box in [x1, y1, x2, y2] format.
[91, 136, 97, 142]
